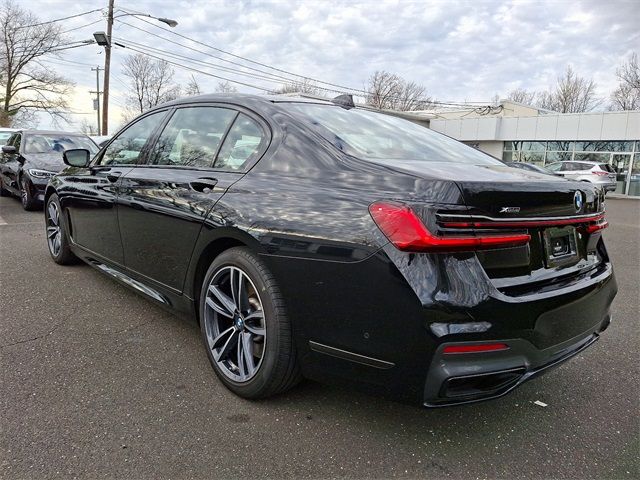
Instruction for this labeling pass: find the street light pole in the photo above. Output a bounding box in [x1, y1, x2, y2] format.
[98, 3, 177, 136]
[101, 0, 114, 136]
[90, 66, 103, 135]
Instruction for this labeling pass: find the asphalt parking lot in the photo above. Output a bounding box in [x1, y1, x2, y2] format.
[0, 195, 638, 480]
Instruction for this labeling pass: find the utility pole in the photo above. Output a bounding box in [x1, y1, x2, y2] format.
[90, 66, 103, 136]
[101, 0, 114, 136]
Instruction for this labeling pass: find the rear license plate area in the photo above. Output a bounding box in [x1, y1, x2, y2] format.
[543, 226, 579, 268]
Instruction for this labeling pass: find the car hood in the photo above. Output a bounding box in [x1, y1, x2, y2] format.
[23, 153, 66, 173]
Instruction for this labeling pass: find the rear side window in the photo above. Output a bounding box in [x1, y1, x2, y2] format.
[99, 111, 166, 165]
[214, 113, 265, 171]
[148, 106, 237, 167]
[598, 163, 614, 173]
[559, 162, 574, 171]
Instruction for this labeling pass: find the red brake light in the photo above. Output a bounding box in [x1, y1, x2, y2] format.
[443, 343, 509, 354]
[368, 202, 530, 253]
[586, 220, 608, 233]
[592, 171, 608, 176]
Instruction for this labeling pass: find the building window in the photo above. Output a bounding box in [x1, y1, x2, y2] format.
[502, 140, 638, 168]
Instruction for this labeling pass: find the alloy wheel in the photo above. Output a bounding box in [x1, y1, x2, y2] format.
[20, 178, 28, 207]
[204, 266, 267, 383]
[46, 201, 62, 257]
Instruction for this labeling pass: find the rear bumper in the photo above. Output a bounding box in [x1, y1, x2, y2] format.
[264, 243, 617, 405]
[423, 322, 608, 407]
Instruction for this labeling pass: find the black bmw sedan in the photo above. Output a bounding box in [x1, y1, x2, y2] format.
[0, 130, 98, 210]
[44, 94, 616, 406]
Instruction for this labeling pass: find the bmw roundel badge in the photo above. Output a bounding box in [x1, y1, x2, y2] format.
[574, 190, 583, 212]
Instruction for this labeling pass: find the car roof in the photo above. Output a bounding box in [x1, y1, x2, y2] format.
[558, 160, 602, 165]
[15, 129, 89, 136]
[158, 93, 335, 109]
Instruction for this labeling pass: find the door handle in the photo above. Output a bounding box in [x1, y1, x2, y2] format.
[190, 177, 218, 193]
[106, 171, 122, 182]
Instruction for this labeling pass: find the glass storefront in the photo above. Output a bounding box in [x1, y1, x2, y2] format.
[502, 140, 640, 196]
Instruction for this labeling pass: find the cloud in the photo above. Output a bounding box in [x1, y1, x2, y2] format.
[20, 0, 639, 130]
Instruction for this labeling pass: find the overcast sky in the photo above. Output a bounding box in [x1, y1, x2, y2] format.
[21, 0, 640, 131]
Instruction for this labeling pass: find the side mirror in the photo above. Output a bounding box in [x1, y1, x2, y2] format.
[63, 149, 91, 168]
[1, 145, 16, 154]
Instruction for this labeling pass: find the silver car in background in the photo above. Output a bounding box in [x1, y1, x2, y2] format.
[547, 161, 617, 193]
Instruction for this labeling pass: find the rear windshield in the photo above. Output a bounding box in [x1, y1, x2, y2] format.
[286, 104, 501, 165]
[599, 163, 615, 173]
[24, 134, 98, 155]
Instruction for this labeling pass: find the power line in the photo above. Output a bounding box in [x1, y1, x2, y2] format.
[17, 9, 103, 29]
[120, 17, 490, 108]
[129, 16, 366, 95]
[61, 19, 104, 34]
[119, 44, 275, 93]
[118, 21, 313, 87]
[117, 38, 315, 86]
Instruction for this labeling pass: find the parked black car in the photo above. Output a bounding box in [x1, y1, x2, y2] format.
[0, 130, 98, 210]
[44, 94, 616, 406]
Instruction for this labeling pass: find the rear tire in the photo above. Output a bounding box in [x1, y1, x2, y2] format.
[45, 193, 77, 265]
[199, 247, 301, 399]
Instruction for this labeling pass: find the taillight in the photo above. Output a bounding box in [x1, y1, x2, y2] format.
[586, 220, 608, 233]
[592, 171, 609, 176]
[368, 202, 531, 253]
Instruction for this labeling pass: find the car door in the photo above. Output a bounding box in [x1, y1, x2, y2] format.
[1, 133, 22, 194]
[117, 106, 268, 292]
[61, 110, 169, 265]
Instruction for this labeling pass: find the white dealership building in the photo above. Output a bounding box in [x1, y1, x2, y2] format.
[424, 101, 640, 197]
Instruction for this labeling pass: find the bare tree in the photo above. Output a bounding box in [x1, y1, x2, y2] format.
[0, 0, 73, 127]
[610, 53, 639, 111]
[122, 53, 180, 116]
[79, 118, 97, 135]
[365, 70, 431, 111]
[507, 88, 536, 105]
[366, 70, 402, 110]
[536, 65, 602, 113]
[215, 80, 237, 93]
[183, 74, 202, 96]
[271, 78, 319, 95]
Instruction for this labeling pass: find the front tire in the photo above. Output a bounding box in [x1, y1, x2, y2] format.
[45, 194, 77, 265]
[0, 176, 9, 197]
[20, 176, 37, 210]
[199, 247, 300, 399]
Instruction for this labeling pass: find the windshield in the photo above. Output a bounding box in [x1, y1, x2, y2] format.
[286, 104, 502, 165]
[24, 134, 98, 155]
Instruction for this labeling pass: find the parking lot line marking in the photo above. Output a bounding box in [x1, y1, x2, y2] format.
[0, 220, 41, 226]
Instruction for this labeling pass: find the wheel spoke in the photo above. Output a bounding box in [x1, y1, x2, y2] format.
[237, 336, 246, 377]
[208, 284, 236, 316]
[48, 204, 58, 225]
[244, 310, 265, 336]
[229, 268, 239, 309]
[212, 327, 239, 362]
[53, 235, 61, 252]
[206, 295, 233, 318]
[241, 332, 256, 375]
[47, 226, 58, 238]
